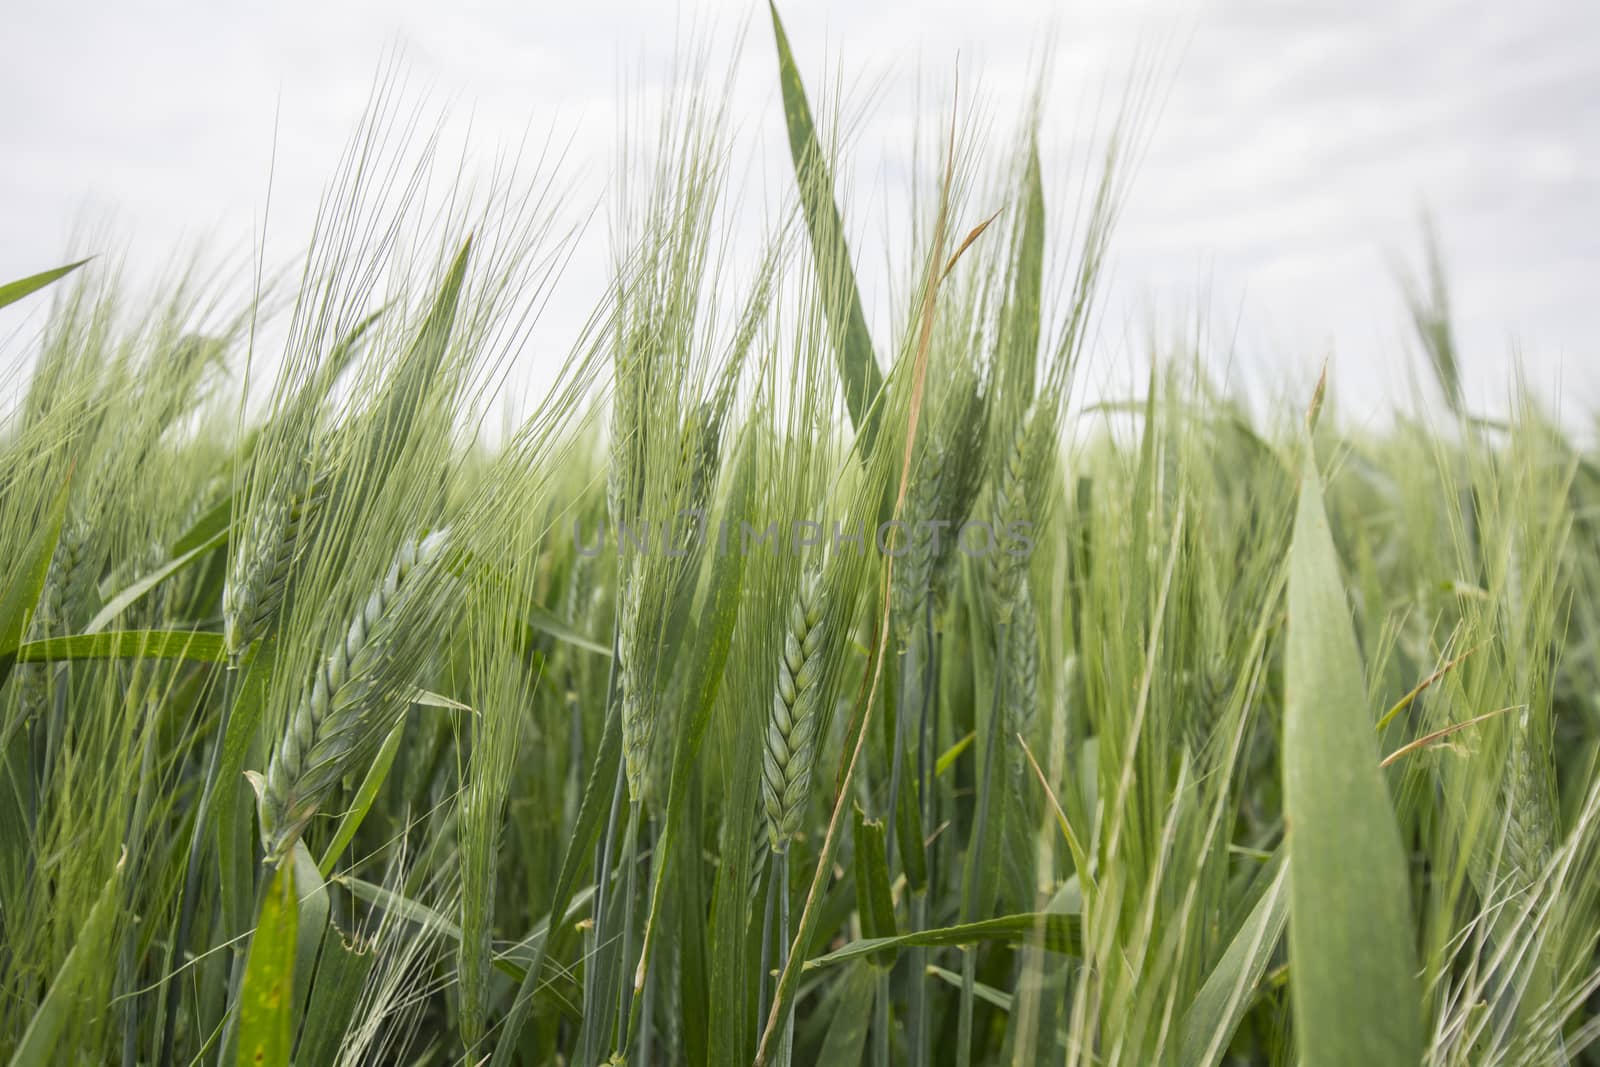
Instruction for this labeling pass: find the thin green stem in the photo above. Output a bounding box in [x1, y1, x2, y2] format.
[959, 619, 1009, 1067]
[158, 664, 238, 1067]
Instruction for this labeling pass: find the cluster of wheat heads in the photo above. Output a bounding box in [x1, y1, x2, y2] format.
[4, 12, 1600, 1067]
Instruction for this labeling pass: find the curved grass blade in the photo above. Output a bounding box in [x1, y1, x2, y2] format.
[1179, 853, 1288, 1067]
[768, 1, 884, 455]
[171, 494, 233, 556]
[84, 529, 228, 634]
[804, 912, 1081, 971]
[316, 717, 407, 877]
[0, 258, 91, 312]
[927, 965, 1013, 1012]
[1284, 455, 1421, 1067]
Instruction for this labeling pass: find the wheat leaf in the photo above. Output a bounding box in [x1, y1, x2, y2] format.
[1284, 454, 1421, 1067]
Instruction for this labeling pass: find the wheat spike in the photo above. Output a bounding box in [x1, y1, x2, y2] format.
[615, 562, 653, 804]
[255, 530, 449, 859]
[34, 517, 97, 637]
[891, 382, 988, 638]
[223, 463, 328, 662]
[1001, 581, 1041, 903]
[761, 567, 827, 852]
[16, 518, 96, 713]
[989, 411, 1033, 626]
[1502, 707, 1554, 892]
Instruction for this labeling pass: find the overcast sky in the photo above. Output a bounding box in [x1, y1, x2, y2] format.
[3, 0, 1595, 427]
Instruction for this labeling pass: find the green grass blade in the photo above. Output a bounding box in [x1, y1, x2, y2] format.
[332, 875, 461, 940]
[290, 925, 374, 1067]
[0, 258, 91, 312]
[851, 807, 898, 969]
[288, 842, 328, 1035]
[170, 494, 233, 556]
[927, 965, 1013, 1012]
[491, 685, 624, 1064]
[1001, 143, 1046, 407]
[817, 962, 876, 1066]
[1179, 854, 1288, 1067]
[216, 646, 276, 941]
[804, 912, 1081, 971]
[84, 529, 228, 633]
[632, 434, 756, 1004]
[6, 851, 123, 1067]
[1284, 455, 1421, 1067]
[14, 630, 227, 664]
[0, 473, 71, 691]
[525, 602, 612, 658]
[234, 860, 298, 1067]
[362, 238, 472, 472]
[768, 1, 884, 455]
[316, 717, 406, 877]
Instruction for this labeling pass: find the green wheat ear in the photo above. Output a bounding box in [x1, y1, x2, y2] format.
[988, 408, 1034, 626]
[761, 566, 828, 852]
[255, 529, 451, 860]
[223, 463, 328, 664]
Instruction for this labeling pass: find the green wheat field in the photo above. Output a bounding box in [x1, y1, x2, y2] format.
[3, 10, 1598, 1067]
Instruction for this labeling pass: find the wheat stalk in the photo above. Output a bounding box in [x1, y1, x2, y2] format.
[253, 529, 449, 859]
[761, 567, 827, 853]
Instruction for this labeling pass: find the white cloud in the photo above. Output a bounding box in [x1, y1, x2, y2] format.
[1, 0, 1593, 421]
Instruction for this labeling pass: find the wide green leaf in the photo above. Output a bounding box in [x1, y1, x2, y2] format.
[235, 860, 298, 1067]
[14, 629, 226, 664]
[1283, 455, 1421, 1067]
[768, 1, 884, 456]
